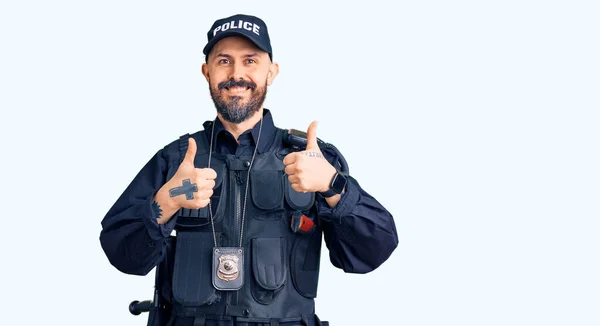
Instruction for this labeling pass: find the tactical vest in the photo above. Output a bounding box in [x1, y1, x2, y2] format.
[160, 123, 324, 325]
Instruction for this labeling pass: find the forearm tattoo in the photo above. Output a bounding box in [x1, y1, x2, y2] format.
[302, 151, 325, 159]
[169, 179, 198, 200]
[151, 200, 163, 218]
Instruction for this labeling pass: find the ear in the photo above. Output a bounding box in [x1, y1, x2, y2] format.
[201, 63, 210, 82]
[266, 62, 279, 86]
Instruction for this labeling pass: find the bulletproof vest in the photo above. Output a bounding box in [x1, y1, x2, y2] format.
[161, 123, 323, 324]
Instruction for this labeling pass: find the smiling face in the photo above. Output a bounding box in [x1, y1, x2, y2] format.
[202, 36, 279, 124]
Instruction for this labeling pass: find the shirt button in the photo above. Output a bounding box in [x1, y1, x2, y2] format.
[243, 309, 250, 316]
[244, 161, 250, 168]
[148, 242, 155, 248]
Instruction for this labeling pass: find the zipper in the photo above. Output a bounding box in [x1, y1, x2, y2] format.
[234, 170, 242, 245]
[226, 169, 243, 307]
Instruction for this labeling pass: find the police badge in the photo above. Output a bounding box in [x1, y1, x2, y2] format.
[217, 254, 239, 281]
[212, 247, 244, 290]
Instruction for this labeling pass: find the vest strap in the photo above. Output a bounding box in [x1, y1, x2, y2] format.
[178, 133, 191, 163]
[178, 130, 210, 163]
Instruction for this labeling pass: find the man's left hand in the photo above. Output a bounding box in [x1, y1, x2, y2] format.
[283, 121, 336, 193]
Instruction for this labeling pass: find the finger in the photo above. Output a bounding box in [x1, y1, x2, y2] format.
[284, 164, 297, 176]
[287, 174, 301, 184]
[305, 120, 319, 150]
[197, 188, 214, 200]
[290, 183, 306, 193]
[205, 179, 216, 190]
[193, 198, 211, 209]
[182, 138, 197, 165]
[196, 178, 216, 190]
[200, 167, 217, 180]
[282, 152, 297, 166]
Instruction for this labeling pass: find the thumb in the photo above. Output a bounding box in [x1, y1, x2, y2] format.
[182, 137, 197, 165]
[305, 120, 319, 150]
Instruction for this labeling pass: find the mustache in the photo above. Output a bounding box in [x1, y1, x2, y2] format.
[218, 79, 256, 91]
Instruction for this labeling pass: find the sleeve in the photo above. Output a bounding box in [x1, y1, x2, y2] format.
[316, 147, 399, 274]
[99, 149, 179, 276]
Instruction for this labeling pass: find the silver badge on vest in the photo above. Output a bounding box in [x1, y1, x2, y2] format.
[213, 247, 244, 290]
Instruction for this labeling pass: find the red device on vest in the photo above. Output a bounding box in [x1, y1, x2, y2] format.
[290, 211, 315, 234]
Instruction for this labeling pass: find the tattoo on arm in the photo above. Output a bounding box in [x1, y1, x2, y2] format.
[301, 151, 325, 159]
[169, 178, 198, 200]
[151, 200, 163, 218]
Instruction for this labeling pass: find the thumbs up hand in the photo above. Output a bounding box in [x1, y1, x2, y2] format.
[154, 137, 217, 223]
[169, 137, 217, 209]
[283, 121, 336, 193]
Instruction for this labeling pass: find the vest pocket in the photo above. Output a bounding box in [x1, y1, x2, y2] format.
[291, 230, 322, 298]
[283, 174, 315, 211]
[250, 237, 287, 304]
[250, 170, 284, 220]
[172, 231, 221, 306]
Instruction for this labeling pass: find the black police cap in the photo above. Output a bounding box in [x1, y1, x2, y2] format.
[203, 14, 273, 61]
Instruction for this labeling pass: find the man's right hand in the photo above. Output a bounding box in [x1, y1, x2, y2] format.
[154, 137, 217, 224]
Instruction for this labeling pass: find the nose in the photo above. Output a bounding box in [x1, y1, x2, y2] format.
[230, 61, 245, 81]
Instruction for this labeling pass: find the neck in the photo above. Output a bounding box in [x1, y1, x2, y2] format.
[217, 108, 264, 141]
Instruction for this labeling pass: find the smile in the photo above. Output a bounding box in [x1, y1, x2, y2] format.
[225, 86, 251, 93]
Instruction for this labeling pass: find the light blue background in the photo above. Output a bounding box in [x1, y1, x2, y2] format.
[1, 1, 598, 325]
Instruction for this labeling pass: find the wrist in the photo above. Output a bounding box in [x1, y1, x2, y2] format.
[154, 184, 180, 223]
[319, 168, 348, 198]
[319, 167, 337, 193]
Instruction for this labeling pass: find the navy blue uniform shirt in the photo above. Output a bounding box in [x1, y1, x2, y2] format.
[100, 109, 398, 277]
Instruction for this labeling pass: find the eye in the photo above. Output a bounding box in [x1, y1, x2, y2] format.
[246, 58, 256, 64]
[218, 58, 230, 64]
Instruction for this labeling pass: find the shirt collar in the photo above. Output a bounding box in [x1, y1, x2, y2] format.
[206, 109, 277, 154]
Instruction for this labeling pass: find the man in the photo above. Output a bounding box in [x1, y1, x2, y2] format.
[100, 13, 398, 326]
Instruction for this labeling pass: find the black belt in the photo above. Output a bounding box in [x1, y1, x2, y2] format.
[170, 305, 328, 326]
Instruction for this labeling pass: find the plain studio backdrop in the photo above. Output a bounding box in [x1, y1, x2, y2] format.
[0, 1, 598, 325]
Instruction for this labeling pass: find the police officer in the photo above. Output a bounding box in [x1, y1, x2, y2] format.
[100, 14, 398, 326]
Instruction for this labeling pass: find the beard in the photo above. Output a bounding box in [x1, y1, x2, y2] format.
[209, 78, 267, 124]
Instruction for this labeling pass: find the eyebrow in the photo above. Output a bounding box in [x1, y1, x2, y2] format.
[215, 53, 231, 59]
[214, 53, 259, 59]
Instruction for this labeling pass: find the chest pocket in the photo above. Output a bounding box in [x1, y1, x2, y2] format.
[283, 175, 315, 212]
[174, 162, 227, 228]
[249, 169, 285, 220]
